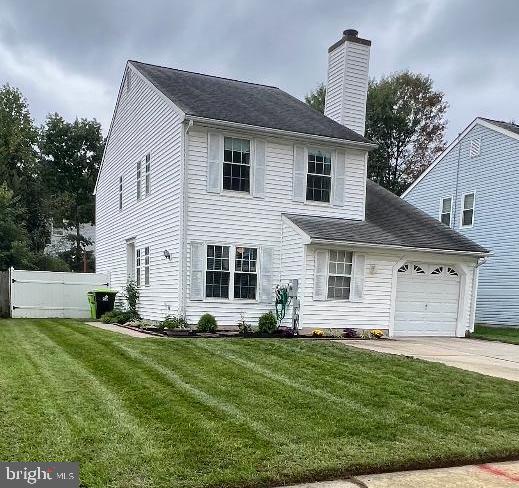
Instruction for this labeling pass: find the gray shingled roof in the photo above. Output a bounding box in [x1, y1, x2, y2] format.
[481, 117, 519, 136]
[285, 180, 488, 254]
[130, 61, 371, 144]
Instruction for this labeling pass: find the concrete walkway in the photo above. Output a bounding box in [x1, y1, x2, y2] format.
[84, 321, 160, 338]
[337, 337, 519, 381]
[281, 461, 519, 487]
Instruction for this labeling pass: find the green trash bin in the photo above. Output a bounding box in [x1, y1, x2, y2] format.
[87, 288, 118, 319]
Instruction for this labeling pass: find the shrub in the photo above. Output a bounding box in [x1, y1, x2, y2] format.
[342, 328, 358, 338]
[237, 313, 253, 335]
[258, 311, 277, 335]
[197, 313, 218, 333]
[101, 309, 134, 324]
[125, 279, 140, 318]
[161, 315, 189, 330]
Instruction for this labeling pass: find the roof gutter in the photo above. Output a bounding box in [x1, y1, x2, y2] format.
[188, 115, 378, 151]
[309, 238, 491, 258]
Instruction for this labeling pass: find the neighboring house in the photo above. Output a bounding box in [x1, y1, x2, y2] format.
[95, 29, 487, 337]
[46, 222, 96, 256]
[403, 117, 519, 326]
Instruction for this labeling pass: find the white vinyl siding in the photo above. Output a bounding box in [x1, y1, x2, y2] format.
[95, 64, 183, 320]
[185, 128, 367, 326]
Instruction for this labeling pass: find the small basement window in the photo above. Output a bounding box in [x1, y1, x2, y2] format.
[462, 192, 475, 227]
[307, 149, 331, 203]
[223, 137, 250, 192]
[327, 250, 352, 300]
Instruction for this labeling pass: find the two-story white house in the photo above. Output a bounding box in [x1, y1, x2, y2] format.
[403, 117, 519, 326]
[95, 29, 488, 337]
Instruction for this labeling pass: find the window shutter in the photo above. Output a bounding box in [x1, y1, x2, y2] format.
[313, 249, 328, 300]
[253, 139, 266, 197]
[293, 145, 306, 202]
[190, 241, 205, 300]
[332, 150, 346, 206]
[259, 246, 274, 302]
[351, 253, 366, 302]
[207, 132, 222, 193]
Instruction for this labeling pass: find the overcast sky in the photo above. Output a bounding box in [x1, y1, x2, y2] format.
[1, 0, 517, 139]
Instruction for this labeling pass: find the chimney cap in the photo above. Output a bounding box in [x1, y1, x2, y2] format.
[343, 29, 358, 37]
[328, 29, 371, 52]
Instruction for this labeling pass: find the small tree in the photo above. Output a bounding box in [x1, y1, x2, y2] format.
[125, 279, 139, 318]
[304, 83, 326, 114]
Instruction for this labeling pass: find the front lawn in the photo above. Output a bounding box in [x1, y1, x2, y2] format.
[472, 324, 519, 344]
[2, 320, 519, 488]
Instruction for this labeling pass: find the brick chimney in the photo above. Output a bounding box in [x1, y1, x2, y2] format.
[324, 29, 371, 136]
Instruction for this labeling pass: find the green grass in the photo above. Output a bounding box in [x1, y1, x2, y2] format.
[472, 324, 519, 344]
[2, 320, 519, 488]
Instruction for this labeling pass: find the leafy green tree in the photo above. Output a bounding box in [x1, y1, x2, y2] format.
[304, 72, 448, 194]
[366, 72, 448, 194]
[0, 184, 32, 270]
[304, 83, 326, 113]
[0, 85, 50, 252]
[40, 114, 104, 271]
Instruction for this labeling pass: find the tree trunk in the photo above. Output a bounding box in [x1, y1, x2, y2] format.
[75, 205, 81, 273]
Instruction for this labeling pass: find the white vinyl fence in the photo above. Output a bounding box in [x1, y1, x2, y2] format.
[9, 268, 110, 318]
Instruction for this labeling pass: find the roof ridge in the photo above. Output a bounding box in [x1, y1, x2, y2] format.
[128, 60, 280, 90]
[479, 116, 519, 127]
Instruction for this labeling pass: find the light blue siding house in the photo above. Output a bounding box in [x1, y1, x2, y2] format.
[403, 117, 519, 326]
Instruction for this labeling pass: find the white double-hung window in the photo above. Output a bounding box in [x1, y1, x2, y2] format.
[223, 137, 251, 192]
[461, 192, 475, 227]
[306, 149, 332, 202]
[234, 247, 258, 299]
[440, 197, 452, 226]
[327, 250, 353, 300]
[136, 247, 150, 287]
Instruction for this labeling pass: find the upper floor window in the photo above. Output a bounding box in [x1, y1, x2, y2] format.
[462, 192, 475, 227]
[223, 137, 250, 192]
[469, 138, 481, 158]
[440, 197, 452, 226]
[119, 176, 123, 210]
[145, 153, 151, 195]
[307, 149, 331, 203]
[136, 161, 142, 200]
[327, 250, 352, 300]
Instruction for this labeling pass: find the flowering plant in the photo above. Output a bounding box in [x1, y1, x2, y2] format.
[370, 329, 384, 339]
[312, 329, 324, 337]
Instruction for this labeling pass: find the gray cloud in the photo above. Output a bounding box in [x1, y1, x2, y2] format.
[1, 0, 518, 139]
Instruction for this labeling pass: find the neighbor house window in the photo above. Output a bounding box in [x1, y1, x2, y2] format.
[462, 192, 475, 227]
[119, 176, 123, 210]
[136, 161, 142, 200]
[327, 250, 353, 300]
[136, 249, 141, 287]
[144, 246, 150, 286]
[234, 247, 257, 299]
[440, 197, 452, 226]
[145, 153, 151, 195]
[206, 245, 230, 298]
[307, 149, 331, 202]
[223, 137, 250, 192]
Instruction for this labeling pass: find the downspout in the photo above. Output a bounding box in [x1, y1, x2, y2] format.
[468, 256, 487, 334]
[179, 118, 193, 317]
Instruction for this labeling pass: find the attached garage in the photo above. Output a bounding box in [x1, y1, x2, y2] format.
[394, 262, 461, 336]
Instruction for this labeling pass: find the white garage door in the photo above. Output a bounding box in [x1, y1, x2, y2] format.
[394, 263, 460, 336]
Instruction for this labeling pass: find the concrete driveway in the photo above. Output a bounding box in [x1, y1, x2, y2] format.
[337, 337, 519, 382]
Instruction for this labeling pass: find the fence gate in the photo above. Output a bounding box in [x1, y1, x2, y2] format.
[10, 269, 110, 319]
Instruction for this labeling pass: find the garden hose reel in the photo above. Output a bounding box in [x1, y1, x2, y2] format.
[275, 279, 300, 333]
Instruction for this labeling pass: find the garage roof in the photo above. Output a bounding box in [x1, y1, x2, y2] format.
[285, 180, 489, 254]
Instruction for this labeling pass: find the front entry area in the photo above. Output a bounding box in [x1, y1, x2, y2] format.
[394, 262, 461, 336]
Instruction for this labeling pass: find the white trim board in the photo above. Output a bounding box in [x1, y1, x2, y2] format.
[402, 117, 519, 198]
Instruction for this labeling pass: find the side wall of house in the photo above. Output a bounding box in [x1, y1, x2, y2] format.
[96, 66, 183, 320]
[302, 246, 476, 335]
[184, 126, 368, 326]
[404, 124, 519, 325]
